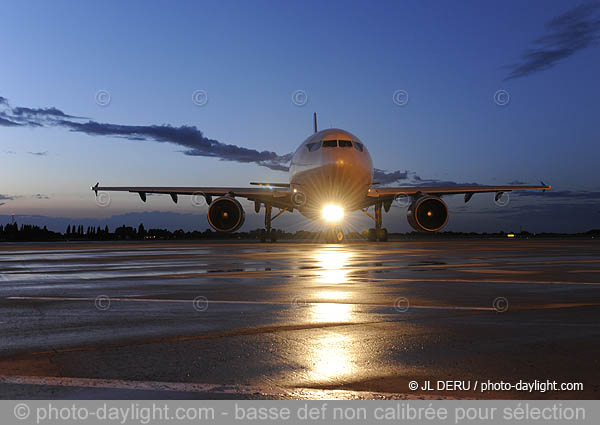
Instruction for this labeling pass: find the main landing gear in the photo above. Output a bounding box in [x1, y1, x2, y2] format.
[363, 201, 388, 242]
[258, 203, 287, 242]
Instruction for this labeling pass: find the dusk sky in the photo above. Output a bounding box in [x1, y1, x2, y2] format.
[1, 0, 599, 233]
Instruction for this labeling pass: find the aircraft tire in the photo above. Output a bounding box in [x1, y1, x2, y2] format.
[324, 228, 344, 244]
[377, 228, 388, 242]
[367, 228, 377, 242]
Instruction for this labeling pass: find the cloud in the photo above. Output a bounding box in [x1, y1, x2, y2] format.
[58, 120, 293, 172]
[411, 174, 480, 187]
[416, 180, 480, 187]
[373, 169, 413, 184]
[11, 106, 82, 119]
[0, 203, 5, 207]
[373, 170, 476, 186]
[0, 194, 14, 201]
[33, 193, 50, 200]
[0, 99, 83, 127]
[0, 94, 426, 183]
[505, 2, 600, 80]
[372, 169, 485, 187]
[0, 91, 554, 189]
[0, 116, 22, 126]
[508, 180, 527, 185]
[0, 95, 293, 173]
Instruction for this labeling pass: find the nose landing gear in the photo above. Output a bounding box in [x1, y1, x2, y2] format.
[258, 203, 287, 242]
[323, 226, 345, 244]
[366, 228, 388, 242]
[363, 201, 389, 242]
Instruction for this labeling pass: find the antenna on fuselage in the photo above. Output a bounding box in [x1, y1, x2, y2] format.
[313, 112, 318, 133]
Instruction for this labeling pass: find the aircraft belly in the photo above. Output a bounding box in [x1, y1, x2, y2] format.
[291, 163, 370, 219]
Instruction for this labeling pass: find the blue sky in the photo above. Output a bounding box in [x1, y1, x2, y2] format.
[1, 0, 599, 232]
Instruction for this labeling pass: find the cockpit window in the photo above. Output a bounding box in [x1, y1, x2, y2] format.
[354, 142, 364, 152]
[338, 139, 353, 147]
[306, 141, 321, 152]
[322, 139, 337, 147]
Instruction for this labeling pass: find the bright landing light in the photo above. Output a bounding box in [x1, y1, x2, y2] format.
[321, 204, 344, 223]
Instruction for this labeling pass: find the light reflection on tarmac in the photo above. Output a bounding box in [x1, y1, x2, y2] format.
[0, 239, 599, 399]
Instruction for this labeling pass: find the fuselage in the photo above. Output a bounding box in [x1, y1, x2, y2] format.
[289, 128, 373, 219]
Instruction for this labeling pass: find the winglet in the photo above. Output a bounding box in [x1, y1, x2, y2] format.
[92, 182, 99, 195]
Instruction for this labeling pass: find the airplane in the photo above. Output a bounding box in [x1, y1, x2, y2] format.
[92, 113, 550, 243]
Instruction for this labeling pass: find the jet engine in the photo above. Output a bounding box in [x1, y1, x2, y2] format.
[207, 196, 245, 232]
[407, 196, 449, 232]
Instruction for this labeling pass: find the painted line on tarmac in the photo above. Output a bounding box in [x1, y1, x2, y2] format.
[0, 374, 282, 396]
[8, 296, 598, 313]
[374, 277, 600, 286]
[5, 296, 496, 311]
[0, 374, 459, 400]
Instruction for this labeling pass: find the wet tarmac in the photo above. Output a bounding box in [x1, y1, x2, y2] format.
[0, 239, 599, 399]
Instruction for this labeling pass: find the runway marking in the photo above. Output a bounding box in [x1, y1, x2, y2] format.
[3, 259, 599, 281]
[7, 296, 599, 315]
[19, 321, 391, 357]
[0, 374, 460, 400]
[374, 277, 600, 286]
[457, 269, 538, 275]
[0, 374, 283, 396]
[6, 296, 497, 311]
[568, 269, 600, 273]
[119, 258, 600, 280]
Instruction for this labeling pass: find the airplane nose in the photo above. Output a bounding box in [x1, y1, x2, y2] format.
[322, 148, 371, 183]
[323, 148, 355, 166]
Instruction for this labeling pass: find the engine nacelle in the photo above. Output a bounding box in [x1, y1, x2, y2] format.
[407, 196, 449, 232]
[207, 196, 245, 232]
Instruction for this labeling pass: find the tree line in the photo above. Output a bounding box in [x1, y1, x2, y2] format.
[0, 222, 292, 241]
[1, 221, 598, 242]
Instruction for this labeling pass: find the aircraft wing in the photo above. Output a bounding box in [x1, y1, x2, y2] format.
[91, 183, 292, 209]
[366, 183, 550, 204]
